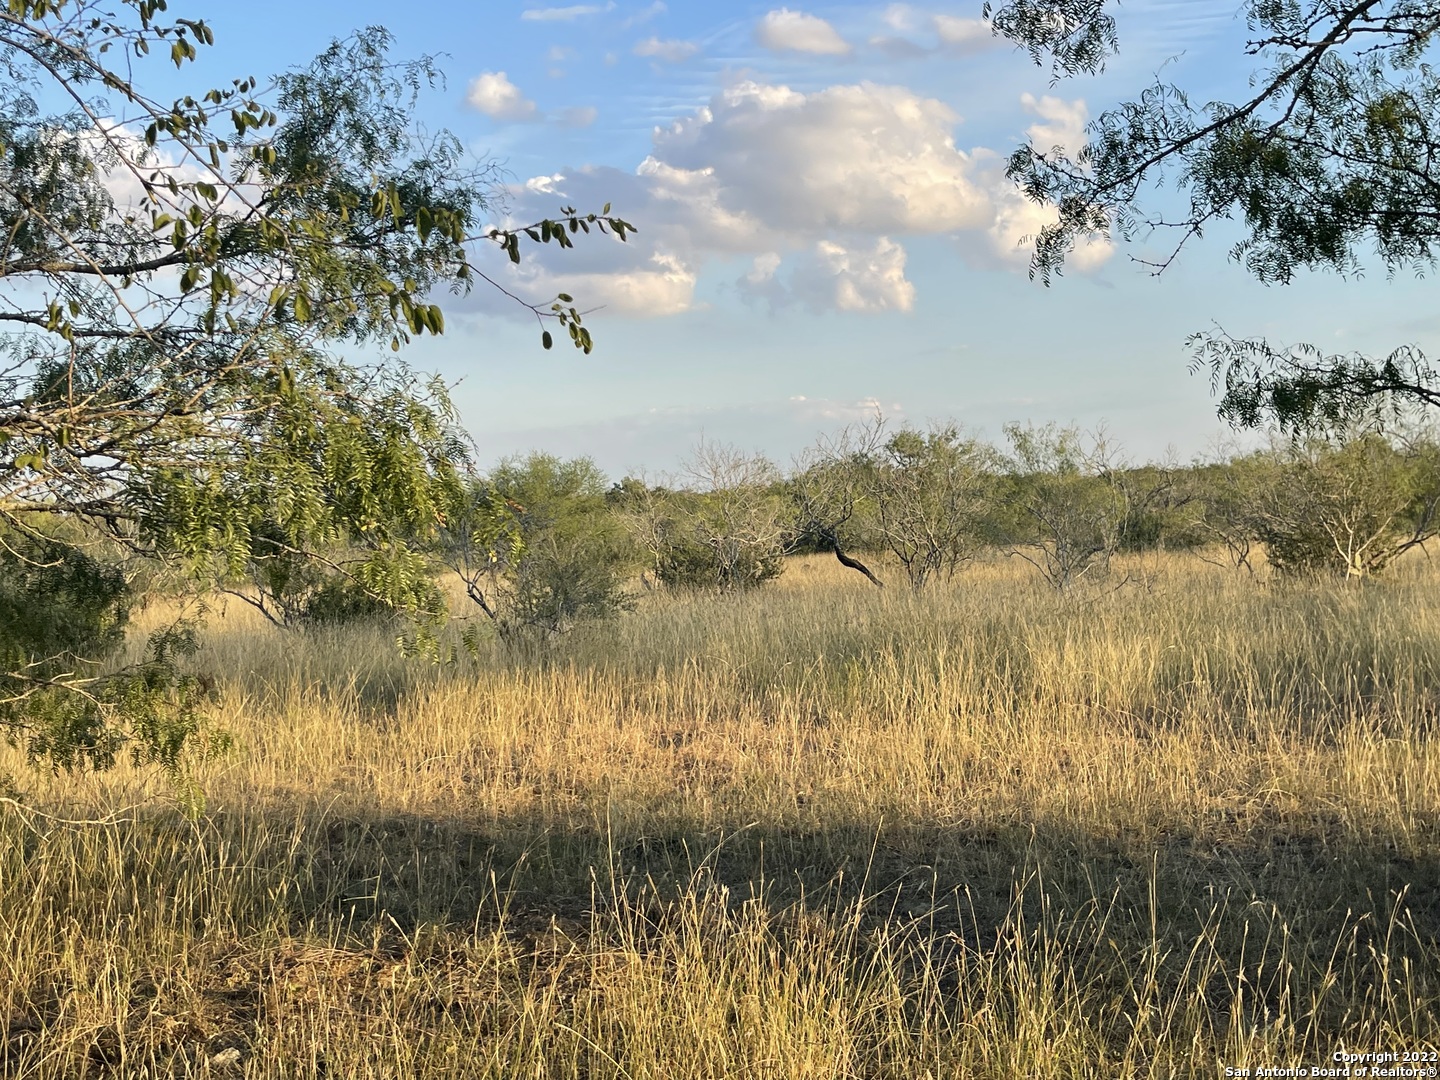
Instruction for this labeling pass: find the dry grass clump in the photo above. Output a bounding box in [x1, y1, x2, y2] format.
[1, 552, 1437, 1076]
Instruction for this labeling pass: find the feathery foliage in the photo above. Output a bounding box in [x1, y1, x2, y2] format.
[0, 0, 630, 768]
[988, 0, 1440, 430]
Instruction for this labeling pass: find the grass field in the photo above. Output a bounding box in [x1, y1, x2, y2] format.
[2, 552, 1438, 1077]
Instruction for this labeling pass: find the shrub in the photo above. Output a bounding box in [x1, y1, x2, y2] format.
[1247, 429, 1440, 578]
[447, 454, 637, 641]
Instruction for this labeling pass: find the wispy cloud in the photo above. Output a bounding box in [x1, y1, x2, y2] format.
[869, 5, 998, 58]
[882, 2, 921, 31]
[559, 105, 599, 127]
[1119, 0, 1241, 54]
[521, 2, 616, 22]
[633, 36, 699, 62]
[622, 0, 666, 28]
[469, 395, 906, 477]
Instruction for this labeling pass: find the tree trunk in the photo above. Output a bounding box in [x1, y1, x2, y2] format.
[829, 535, 884, 588]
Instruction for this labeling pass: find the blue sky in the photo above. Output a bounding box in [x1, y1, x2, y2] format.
[183, 1, 1436, 477]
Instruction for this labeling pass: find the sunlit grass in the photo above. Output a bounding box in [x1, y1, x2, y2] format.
[2, 551, 1437, 1076]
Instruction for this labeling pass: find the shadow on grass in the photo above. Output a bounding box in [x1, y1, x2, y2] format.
[3, 801, 1437, 1076]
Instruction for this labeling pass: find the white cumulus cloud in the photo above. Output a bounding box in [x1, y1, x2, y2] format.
[524, 173, 568, 196]
[466, 72, 539, 121]
[737, 240, 915, 312]
[486, 243, 698, 318]
[1021, 92, 1088, 156]
[77, 122, 210, 213]
[755, 8, 852, 55]
[745, 238, 915, 313]
[543, 252, 697, 317]
[977, 129, 1113, 272]
[746, 252, 783, 282]
[984, 190, 1113, 271]
[466, 83, 1108, 320]
[649, 80, 989, 236]
[800, 238, 915, 312]
[737, 251, 787, 310]
[933, 14, 991, 51]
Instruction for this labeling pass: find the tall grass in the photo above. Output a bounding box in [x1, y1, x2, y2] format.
[2, 552, 1437, 1077]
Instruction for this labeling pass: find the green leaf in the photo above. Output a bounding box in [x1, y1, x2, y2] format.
[542, 330, 553, 350]
[293, 292, 311, 322]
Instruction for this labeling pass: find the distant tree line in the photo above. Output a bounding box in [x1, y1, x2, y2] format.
[13, 410, 1440, 771]
[379, 418, 1440, 650]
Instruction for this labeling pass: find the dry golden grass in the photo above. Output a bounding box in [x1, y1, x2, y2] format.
[2, 551, 1438, 1077]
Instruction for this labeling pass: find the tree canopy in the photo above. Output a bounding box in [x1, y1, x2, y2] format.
[987, 0, 1440, 431]
[0, 0, 631, 771]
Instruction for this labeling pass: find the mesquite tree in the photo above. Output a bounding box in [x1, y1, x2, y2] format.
[792, 422, 887, 588]
[445, 454, 635, 644]
[1001, 423, 1130, 590]
[1241, 429, 1440, 578]
[0, 0, 631, 770]
[989, 0, 1440, 432]
[870, 424, 995, 590]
